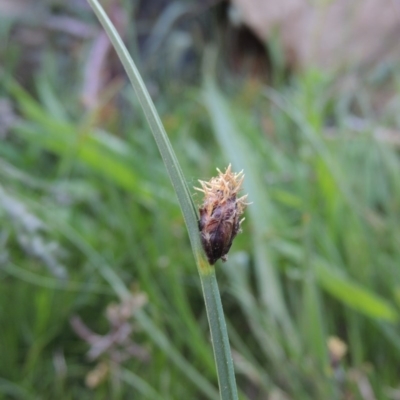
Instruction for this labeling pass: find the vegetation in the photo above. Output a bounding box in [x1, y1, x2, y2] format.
[1, 1, 400, 399]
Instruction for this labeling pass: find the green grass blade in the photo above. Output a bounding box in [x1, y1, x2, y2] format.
[86, 0, 200, 256]
[273, 240, 399, 322]
[120, 368, 165, 400]
[203, 79, 298, 350]
[315, 261, 399, 322]
[35, 205, 220, 399]
[86, 1, 238, 398]
[0, 377, 34, 400]
[3, 262, 111, 295]
[200, 269, 239, 400]
[136, 310, 219, 400]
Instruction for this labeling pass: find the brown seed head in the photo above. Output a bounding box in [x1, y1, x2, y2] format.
[195, 164, 248, 265]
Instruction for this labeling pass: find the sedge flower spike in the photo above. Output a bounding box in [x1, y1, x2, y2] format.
[195, 164, 248, 265]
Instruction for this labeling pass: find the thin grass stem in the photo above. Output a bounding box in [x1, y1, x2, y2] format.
[86, 1, 238, 398]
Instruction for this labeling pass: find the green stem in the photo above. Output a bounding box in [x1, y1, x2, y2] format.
[200, 266, 239, 400]
[86, 1, 239, 398]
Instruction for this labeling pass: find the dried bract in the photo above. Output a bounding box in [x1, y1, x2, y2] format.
[195, 164, 248, 265]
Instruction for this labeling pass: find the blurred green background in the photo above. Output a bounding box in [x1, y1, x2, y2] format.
[1, 0, 400, 399]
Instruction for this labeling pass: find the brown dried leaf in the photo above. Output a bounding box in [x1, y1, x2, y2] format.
[230, 0, 400, 71]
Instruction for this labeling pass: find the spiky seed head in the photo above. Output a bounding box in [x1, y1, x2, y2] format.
[195, 164, 248, 265]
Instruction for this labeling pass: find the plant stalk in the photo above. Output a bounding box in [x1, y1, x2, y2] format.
[86, 1, 239, 398]
[200, 265, 239, 400]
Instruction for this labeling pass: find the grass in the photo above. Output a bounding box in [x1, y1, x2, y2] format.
[86, 1, 238, 398]
[1, 3, 400, 399]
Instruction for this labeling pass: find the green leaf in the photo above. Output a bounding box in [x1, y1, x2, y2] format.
[315, 262, 398, 322]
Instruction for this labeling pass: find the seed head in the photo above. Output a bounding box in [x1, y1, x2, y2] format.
[195, 164, 248, 265]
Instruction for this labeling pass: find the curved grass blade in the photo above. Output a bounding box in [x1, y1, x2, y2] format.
[86, 1, 239, 398]
[86, 0, 200, 256]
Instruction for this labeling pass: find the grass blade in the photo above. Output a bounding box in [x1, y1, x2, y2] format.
[203, 79, 298, 352]
[86, 1, 238, 398]
[315, 261, 398, 322]
[86, 0, 199, 252]
[200, 270, 238, 400]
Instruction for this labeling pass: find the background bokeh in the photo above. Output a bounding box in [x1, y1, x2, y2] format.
[1, 0, 400, 399]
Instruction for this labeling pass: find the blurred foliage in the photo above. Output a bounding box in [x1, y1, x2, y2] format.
[1, 1, 400, 399]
